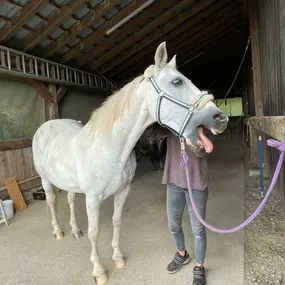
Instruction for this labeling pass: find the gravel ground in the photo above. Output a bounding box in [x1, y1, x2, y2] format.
[244, 174, 285, 285]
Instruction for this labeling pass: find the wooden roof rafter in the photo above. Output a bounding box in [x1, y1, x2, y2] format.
[0, 0, 49, 43]
[0, 0, 245, 83]
[98, 0, 240, 76]
[41, 0, 121, 59]
[22, 0, 89, 52]
[59, 0, 148, 64]
[74, 0, 178, 69]
[86, 0, 203, 72]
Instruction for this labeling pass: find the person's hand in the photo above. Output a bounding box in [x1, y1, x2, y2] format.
[186, 138, 205, 151]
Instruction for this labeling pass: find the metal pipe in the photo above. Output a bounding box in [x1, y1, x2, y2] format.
[258, 126, 264, 197]
[106, 0, 156, 35]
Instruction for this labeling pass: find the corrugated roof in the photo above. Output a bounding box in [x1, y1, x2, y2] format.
[0, 0, 244, 81]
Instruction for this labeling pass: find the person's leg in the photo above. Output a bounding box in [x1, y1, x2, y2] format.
[185, 188, 208, 285]
[166, 183, 191, 274]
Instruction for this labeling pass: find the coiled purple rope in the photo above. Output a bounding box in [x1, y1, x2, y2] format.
[180, 139, 285, 233]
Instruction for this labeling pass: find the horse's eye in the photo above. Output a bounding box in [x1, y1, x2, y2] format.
[172, 79, 183, 86]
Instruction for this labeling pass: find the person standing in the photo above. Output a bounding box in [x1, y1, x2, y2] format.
[149, 124, 212, 285]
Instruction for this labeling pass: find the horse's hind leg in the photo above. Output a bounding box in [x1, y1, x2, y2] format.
[112, 184, 131, 269]
[67, 192, 82, 239]
[42, 178, 64, 240]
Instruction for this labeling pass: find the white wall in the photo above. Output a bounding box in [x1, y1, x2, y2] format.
[59, 90, 108, 125]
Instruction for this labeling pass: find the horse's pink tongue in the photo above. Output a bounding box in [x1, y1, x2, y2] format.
[199, 128, 213, 153]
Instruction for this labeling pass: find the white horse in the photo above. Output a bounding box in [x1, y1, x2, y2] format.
[32, 42, 228, 284]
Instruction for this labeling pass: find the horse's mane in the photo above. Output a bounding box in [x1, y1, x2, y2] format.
[89, 74, 144, 135]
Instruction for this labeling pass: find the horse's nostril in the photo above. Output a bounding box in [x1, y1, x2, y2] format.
[213, 113, 227, 122]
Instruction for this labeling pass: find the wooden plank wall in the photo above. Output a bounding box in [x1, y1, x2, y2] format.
[0, 138, 39, 199]
[257, 0, 285, 205]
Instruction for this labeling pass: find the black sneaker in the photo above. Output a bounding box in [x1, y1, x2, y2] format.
[193, 266, 206, 285]
[166, 251, 190, 274]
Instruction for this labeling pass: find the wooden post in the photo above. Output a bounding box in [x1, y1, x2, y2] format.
[28, 79, 62, 121]
[248, 0, 264, 168]
[248, 0, 263, 116]
[57, 86, 68, 103]
[48, 84, 59, 119]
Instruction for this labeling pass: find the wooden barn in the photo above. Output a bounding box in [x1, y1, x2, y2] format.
[0, 1, 284, 285]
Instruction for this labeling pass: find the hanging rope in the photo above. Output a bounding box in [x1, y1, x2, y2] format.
[218, 36, 251, 107]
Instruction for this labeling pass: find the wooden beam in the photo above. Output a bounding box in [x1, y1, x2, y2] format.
[248, 116, 285, 141]
[77, 0, 182, 68]
[111, 10, 242, 79]
[48, 84, 59, 119]
[248, 0, 263, 117]
[0, 138, 32, 151]
[0, 0, 48, 42]
[57, 86, 68, 103]
[23, 0, 88, 51]
[28, 79, 54, 103]
[60, 0, 147, 63]
[4, 177, 27, 211]
[88, 0, 209, 71]
[100, 0, 241, 74]
[28, 79, 57, 120]
[41, 1, 120, 58]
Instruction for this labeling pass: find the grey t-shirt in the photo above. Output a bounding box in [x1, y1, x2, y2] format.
[142, 124, 212, 190]
[162, 132, 210, 190]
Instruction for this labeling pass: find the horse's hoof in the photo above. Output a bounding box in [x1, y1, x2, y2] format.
[72, 230, 83, 239]
[93, 272, 108, 285]
[53, 231, 64, 240]
[113, 258, 126, 269]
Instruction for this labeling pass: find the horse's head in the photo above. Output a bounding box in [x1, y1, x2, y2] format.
[140, 42, 228, 153]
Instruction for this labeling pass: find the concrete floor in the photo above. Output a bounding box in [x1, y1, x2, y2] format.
[0, 136, 244, 285]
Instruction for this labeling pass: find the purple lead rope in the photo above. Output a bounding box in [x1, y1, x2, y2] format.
[181, 138, 285, 234]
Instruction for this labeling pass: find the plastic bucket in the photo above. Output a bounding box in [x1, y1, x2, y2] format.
[0, 199, 14, 220]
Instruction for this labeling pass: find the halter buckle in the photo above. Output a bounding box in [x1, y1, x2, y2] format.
[180, 136, 186, 153]
[189, 104, 196, 113]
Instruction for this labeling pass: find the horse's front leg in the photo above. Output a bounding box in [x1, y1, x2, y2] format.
[86, 194, 107, 285]
[112, 184, 131, 269]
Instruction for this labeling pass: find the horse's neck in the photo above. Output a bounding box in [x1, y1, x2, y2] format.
[81, 92, 155, 163]
[113, 102, 154, 161]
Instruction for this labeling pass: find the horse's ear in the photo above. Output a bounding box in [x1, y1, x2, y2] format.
[168, 55, 177, 69]
[154, 42, 168, 69]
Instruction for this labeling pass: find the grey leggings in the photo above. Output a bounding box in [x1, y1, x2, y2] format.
[166, 183, 208, 265]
